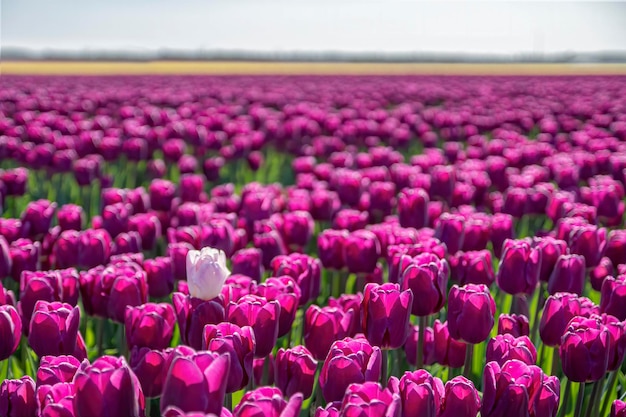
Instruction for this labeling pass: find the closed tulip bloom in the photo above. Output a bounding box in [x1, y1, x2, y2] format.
[227, 294, 280, 358]
[255, 277, 299, 338]
[53, 230, 80, 269]
[601, 276, 626, 320]
[304, 305, 353, 360]
[0, 376, 36, 417]
[601, 314, 626, 372]
[560, 316, 611, 382]
[590, 257, 613, 292]
[131, 346, 183, 399]
[452, 250, 495, 287]
[434, 213, 465, 255]
[319, 337, 382, 403]
[568, 223, 607, 267]
[271, 253, 321, 306]
[180, 174, 204, 202]
[0, 219, 23, 245]
[28, 301, 85, 360]
[531, 237, 568, 283]
[18, 270, 63, 329]
[547, 254, 586, 295]
[57, 204, 83, 231]
[361, 283, 413, 349]
[496, 239, 542, 295]
[344, 230, 381, 274]
[282, 211, 314, 248]
[486, 334, 537, 366]
[605, 230, 626, 268]
[430, 319, 467, 368]
[161, 351, 230, 415]
[398, 188, 429, 229]
[388, 369, 443, 417]
[173, 292, 225, 350]
[143, 256, 174, 298]
[108, 266, 149, 323]
[539, 292, 584, 347]
[231, 248, 263, 282]
[0, 236, 11, 280]
[328, 293, 363, 336]
[36, 380, 75, 417]
[128, 213, 161, 251]
[482, 360, 559, 417]
[448, 284, 496, 344]
[36, 355, 81, 386]
[112, 231, 143, 256]
[612, 400, 626, 417]
[102, 202, 131, 238]
[399, 253, 448, 316]
[497, 314, 530, 338]
[73, 356, 145, 417]
[233, 387, 303, 417]
[404, 325, 435, 367]
[253, 230, 287, 269]
[1, 167, 28, 196]
[186, 247, 230, 301]
[490, 213, 515, 259]
[438, 376, 480, 417]
[202, 323, 255, 393]
[342, 382, 401, 417]
[125, 303, 176, 350]
[78, 228, 112, 269]
[0, 305, 21, 361]
[149, 179, 176, 211]
[21, 199, 57, 238]
[333, 209, 369, 232]
[275, 345, 317, 399]
[168, 242, 195, 281]
[9, 238, 40, 282]
[317, 229, 348, 270]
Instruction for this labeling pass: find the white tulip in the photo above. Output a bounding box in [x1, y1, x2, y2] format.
[186, 246, 230, 300]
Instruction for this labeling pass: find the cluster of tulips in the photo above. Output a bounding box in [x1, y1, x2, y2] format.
[0, 74, 626, 417]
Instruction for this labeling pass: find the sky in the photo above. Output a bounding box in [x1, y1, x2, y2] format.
[2, 1, 626, 55]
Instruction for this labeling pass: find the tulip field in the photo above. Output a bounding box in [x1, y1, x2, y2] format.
[2, 73, 626, 417]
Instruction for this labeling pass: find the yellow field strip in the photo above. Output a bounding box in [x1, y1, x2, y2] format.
[3, 61, 626, 75]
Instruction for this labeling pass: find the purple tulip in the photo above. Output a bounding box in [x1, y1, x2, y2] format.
[601, 314, 626, 372]
[540, 292, 593, 347]
[531, 236, 569, 283]
[319, 336, 382, 403]
[21, 199, 56, 238]
[404, 324, 435, 367]
[568, 223, 607, 267]
[612, 400, 626, 417]
[128, 213, 161, 251]
[202, 322, 255, 393]
[398, 188, 429, 229]
[102, 202, 131, 239]
[168, 242, 195, 281]
[231, 248, 263, 282]
[304, 305, 353, 361]
[547, 254, 586, 295]
[227, 294, 280, 358]
[180, 174, 204, 202]
[482, 360, 559, 417]
[388, 370, 443, 417]
[77, 228, 112, 269]
[601, 275, 626, 320]
[57, 204, 83, 231]
[9, 238, 40, 282]
[0, 305, 21, 361]
[281, 211, 314, 249]
[125, 302, 176, 350]
[52, 230, 80, 269]
[36, 355, 81, 386]
[486, 334, 537, 366]
[590, 256, 613, 292]
[399, 253, 448, 316]
[317, 229, 348, 270]
[253, 230, 287, 269]
[560, 316, 610, 382]
[143, 256, 174, 298]
[150, 179, 177, 212]
[434, 213, 465, 255]
[172, 292, 225, 350]
[438, 376, 481, 417]
[448, 284, 495, 344]
[490, 213, 515, 259]
[451, 250, 494, 287]
[18, 270, 63, 329]
[361, 283, 412, 349]
[606, 230, 626, 268]
[496, 239, 541, 295]
[271, 253, 321, 306]
[233, 387, 302, 417]
[0, 376, 36, 417]
[430, 320, 467, 368]
[160, 351, 230, 415]
[342, 382, 400, 417]
[275, 345, 317, 399]
[28, 301, 86, 360]
[1, 168, 28, 196]
[497, 314, 530, 338]
[343, 230, 381, 274]
[73, 356, 145, 417]
[255, 277, 299, 338]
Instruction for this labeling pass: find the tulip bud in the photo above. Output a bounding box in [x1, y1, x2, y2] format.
[496, 239, 541, 295]
[343, 382, 400, 417]
[173, 292, 225, 350]
[497, 314, 530, 338]
[150, 179, 176, 211]
[233, 386, 302, 417]
[539, 292, 584, 347]
[9, 238, 40, 283]
[78, 228, 112, 269]
[601, 276, 626, 320]
[546, 254, 585, 295]
[128, 213, 161, 251]
[36, 355, 81, 386]
[304, 305, 353, 361]
[590, 257, 613, 292]
[168, 242, 195, 281]
[490, 213, 515, 259]
[560, 316, 610, 382]
[281, 211, 314, 249]
[317, 229, 348, 270]
[399, 253, 448, 316]
[102, 202, 131, 238]
[73, 356, 145, 417]
[319, 336, 382, 403]
[143, 256, 174, 298]
[568, 223, 607, 267]
[486, 334, 537, 366]
[275, 345, 317, 399]
[0, 376, 36, 417]
[398, 188, 429, 229]
[125, 303, 176, 350]
[343, 230, 381, 274]
[612, 400, 626, 417]
[439, 376, 481, 417]
[362, 283, 413, 349]
[57, 204, 83, 231]
[434, 213, 465, 255]
[21, 199, 57, 238]
[271, 253, 321, 306]
[0, 305, 21, 361]
[227, 294, 280, 358]
[186, 247, 230, 301]
[253, 230, 287, 269]
[231, 248, 263, 282]
[448, 284, 495, 344]
[28, 301, 86, 360]
[451, 250, 495, 287]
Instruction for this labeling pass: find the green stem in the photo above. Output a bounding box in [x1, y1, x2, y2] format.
[551, 347, 560, 377]
[530, 286, 545, 345]
[574, 382, 585, 417]
[559, 379, 572, 417]
[510, 294, 517, 315]
[463, 343, 474, 379]
[0, 357, 9, 381]
[416, 316, 427, 369]
[224, 392, 233, 411]
[600, 371, 619, 417]
[261, 355, 270, 386]
[145, 398, 151, 417]
[585, 379, 603, 417]
[96, 317, 105, 357]
[381, 349, 388, 385]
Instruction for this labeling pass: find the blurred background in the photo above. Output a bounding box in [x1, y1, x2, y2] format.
[2, 0, 626, 63]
